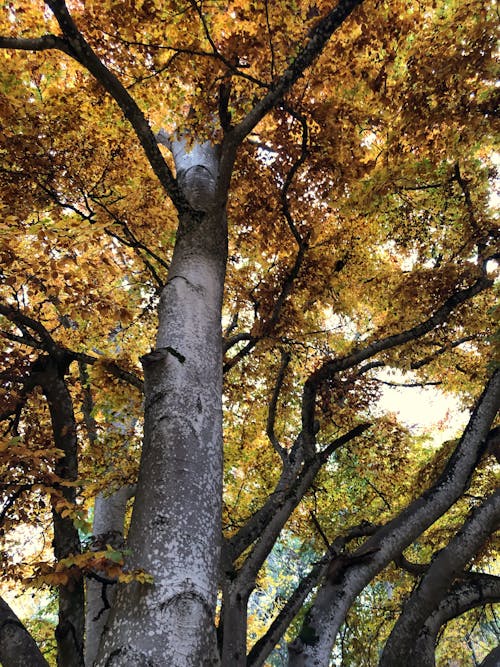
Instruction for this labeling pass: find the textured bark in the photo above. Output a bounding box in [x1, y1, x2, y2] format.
[170, 138, 219, 212]
[85, 486, 135, 667]
[0, 597, 50, 667]
[96, 142, 226, 666]
[38, 355, 85, 667]
[288, 369, 500, 666]
[380, 489, 500, 667]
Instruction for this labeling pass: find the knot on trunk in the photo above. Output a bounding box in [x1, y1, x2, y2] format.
[157, 132, 219, 212]
[177, 164, 217, 212]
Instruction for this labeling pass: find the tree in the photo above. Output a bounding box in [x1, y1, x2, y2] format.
[0, 0, 498, 665]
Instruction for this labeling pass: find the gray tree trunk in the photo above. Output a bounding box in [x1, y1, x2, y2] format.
[95, 141, 226, 666]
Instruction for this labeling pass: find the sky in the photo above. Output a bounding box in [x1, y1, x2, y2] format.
[376, 370, 469, 444]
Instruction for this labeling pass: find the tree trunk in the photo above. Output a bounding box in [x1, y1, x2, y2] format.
[39, 355, 85, 667]
[96, 141, 227, 666]
[220, 586, 250, 667]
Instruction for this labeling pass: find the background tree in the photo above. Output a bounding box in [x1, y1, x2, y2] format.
[0, 0, 498, 666]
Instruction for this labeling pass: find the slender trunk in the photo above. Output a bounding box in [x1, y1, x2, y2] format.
[220, 586, 250, 667]
[85, 486, 135, 667]
[96, 140, 227, 665]
[39, 355, 85, 667]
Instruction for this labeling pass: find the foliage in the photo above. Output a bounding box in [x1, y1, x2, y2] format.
[0, 0, 498, 665]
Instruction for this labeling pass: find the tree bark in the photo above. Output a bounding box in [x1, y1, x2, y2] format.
[95, 142, 226, 666]
[479, 645, 500, 667]
[0, 597, 50, 667]
[220, 586, 251, 667]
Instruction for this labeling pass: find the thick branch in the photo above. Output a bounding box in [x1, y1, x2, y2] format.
[0, 34, 70, 54]
[394, 553, 428, 576]
[380, 489, 500, 667]
[0, 597, 50, 667]
[412, 574, 500, 667]
[0, 303, 59, 355]
[223, 332, 254, 353]
[218, 0, 364, 193]
[288, 369, 500, 665]
[0, 302, 143, 391]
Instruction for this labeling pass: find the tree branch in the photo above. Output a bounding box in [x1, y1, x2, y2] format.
[0, 597, 50, 667]
[288, 369, 500, 663]
[266, 350, 291, 461]
[223, 236, 309, 374]
[0, 303, 59, 355]
[0, 303, 143, 391]
[231, 0, 364, 143]
[223, 332, 254, 353]
[0, 34, 70, 54]
[301, 275, 492, 440]
[0, 1, 186, 209]
[247, 521, 379, 667]
[225, 423, 371, 577]
[380, 489, 500, 667]
[0, 485, 32, 528]
[280, 103, 309, 247]
[453, 162, 486, 263]
[412, 574, 500, 667]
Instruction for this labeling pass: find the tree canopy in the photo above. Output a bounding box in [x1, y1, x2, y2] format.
[0, 1, 499, 666]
